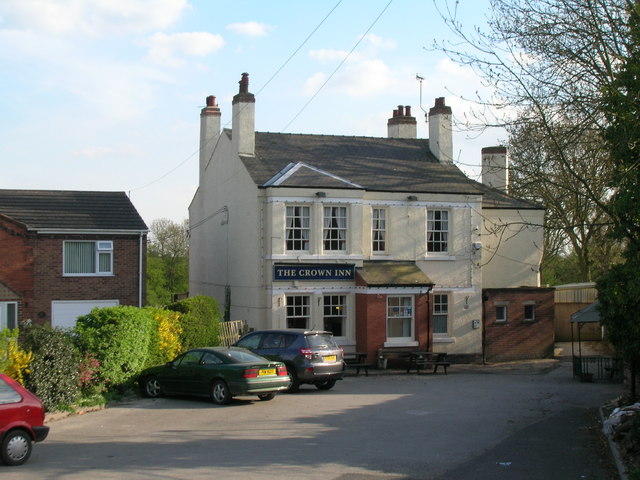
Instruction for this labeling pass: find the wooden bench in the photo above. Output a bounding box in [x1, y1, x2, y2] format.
[344, 352, 372, 376]
[407, 352, 450, 374]
[376, 348, 415, 369]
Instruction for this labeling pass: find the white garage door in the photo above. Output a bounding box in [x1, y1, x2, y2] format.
[51, 300, 119, 329]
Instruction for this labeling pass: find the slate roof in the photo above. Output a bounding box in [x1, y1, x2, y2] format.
[240, 132, 542, 210]
[0, 190, 148, 232]
[357, 261, 434, 287]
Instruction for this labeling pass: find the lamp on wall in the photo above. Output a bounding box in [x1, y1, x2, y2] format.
[407, 195, 418, 201]
[316, 191, 326, 198]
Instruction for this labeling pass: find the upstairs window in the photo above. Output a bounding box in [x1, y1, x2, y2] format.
[286, 206, 310, 251]
[64, 240, 113, 275]
[323, 206, 347, 252]
[427, 210, 449, 253]
[372, 208, 387, 253]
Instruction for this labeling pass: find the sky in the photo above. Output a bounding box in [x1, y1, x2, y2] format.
[0, 0, 502, 227]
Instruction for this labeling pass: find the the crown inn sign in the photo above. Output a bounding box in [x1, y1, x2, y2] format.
[274, 264, 355, 281]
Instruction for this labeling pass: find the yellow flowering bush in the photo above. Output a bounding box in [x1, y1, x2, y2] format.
[0, 329, 34, 385]
[153, 309, 183, 362]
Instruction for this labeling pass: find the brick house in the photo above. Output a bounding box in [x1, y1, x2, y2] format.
[189, 73, 550, 363]
[0, 190, 148, 330]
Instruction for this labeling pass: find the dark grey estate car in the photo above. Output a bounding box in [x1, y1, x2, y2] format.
[234, 329, 345, 392]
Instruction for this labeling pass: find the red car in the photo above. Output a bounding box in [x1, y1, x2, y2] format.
[0, 373, 49, 466]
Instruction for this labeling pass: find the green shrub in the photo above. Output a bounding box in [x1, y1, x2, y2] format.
[74, 306, 155, 388]
[144, 307, 182, 366]
[22, 326, 80, 411]
[166, 295, 221, 350]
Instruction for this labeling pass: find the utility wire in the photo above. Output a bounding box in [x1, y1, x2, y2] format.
[282, 0, 394, 132]
[129, 0, 344, 195]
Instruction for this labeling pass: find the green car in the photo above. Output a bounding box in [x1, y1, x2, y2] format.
[139, 347, 291, 405]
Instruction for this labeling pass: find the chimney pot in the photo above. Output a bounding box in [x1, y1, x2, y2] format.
[239, 72, 250, 94]
[405, 105, 412, 116]
[397, 105, 404, 116]
[206, 95, 217, 107]
[435, 97, 445, 107]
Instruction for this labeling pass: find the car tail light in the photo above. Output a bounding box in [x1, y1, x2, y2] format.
[299, 348, 313, 360]
[242, 368, 259, 378]
[276, 366, 288, 376]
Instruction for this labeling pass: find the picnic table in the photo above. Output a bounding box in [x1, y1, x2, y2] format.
[344, 352, 371, 376]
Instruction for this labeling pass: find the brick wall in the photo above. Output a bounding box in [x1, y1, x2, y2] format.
[32, 234, 145, 325]
[483, 288, 555, 362]
[0, 217, 34, 322]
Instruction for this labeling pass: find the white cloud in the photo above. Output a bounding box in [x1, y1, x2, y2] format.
[303, 59, 396, 98]
[362, 33, 396, 49]
[0, 0, 188, 36]
[226, 21, 272, 37]
[71, 144, 145, 158]
[144, 32, 225, 67]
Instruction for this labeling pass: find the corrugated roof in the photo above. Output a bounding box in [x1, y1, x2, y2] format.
[357, 261, 434, 287]
[0, 189, 148, 231]
[241, 132, 542, 210]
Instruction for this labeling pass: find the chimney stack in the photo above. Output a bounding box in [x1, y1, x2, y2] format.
[232, 72, 255, 156]
[428, 97, 453, 163]
[481, 146, 509, 192]
[199, 95, 221, 186]
[387, 104, 417, 138]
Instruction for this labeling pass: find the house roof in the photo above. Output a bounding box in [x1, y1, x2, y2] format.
[0, 190, 148, 232]
[357, 261, 434, 287]
[240, 132, 542, 210]
[571, 301, 601, 324]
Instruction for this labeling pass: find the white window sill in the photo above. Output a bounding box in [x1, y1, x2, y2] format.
[433, 336, 455, 344]
[423, 255, 456, 261]
[383, 341, 418, 348]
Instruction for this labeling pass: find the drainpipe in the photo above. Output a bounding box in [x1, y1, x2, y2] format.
[139, 232, 144, 307]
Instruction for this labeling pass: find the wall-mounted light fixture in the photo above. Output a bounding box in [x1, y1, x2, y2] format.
[316, 191, 326, 198]
[407, 195, 418, 201]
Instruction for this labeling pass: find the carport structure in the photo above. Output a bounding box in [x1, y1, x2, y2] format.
[571, 301, 622, 382]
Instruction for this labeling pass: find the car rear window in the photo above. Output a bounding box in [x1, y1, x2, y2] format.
[305, 334, 338, 349]
[0, 378, 22, 404]
[224, 349, 270, 364]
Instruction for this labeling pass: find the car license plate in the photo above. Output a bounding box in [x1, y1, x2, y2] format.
[324, 355, 337, 362]
[259, 368, 276, 376]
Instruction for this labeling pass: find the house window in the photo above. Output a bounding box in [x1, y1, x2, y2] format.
[372, 208, 387, 253]
[427, 210, 449, 253]
[323, 295, 346, 337]
[524, 304, 536, 322]
[286, 295, 310, 329]
[0, 302, 17, 330]
[387, 296, 414, 341]
[433, 294, 449, 335]
[64, 240, 113, 275]
[495, 304, 508, 323]
[286, 206, 310, 251]
[323, 206, 347, 251]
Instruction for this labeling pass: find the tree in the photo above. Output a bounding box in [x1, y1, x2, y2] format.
[147, 218, 189, 306]
[434, 0, 632, 282]
[597, 1, 640, 399]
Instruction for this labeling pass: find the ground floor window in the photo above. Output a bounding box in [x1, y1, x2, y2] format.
[387, 296, 414, 341]
[433, 294, 449, 335]
[323, 295, 346, 336]
[286, 295, 310, 329]
[0, 302, 17, 330]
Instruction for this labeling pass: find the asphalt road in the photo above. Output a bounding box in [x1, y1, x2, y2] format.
[2, 360, 622, 480]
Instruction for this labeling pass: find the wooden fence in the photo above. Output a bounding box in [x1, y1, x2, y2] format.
[219, 320, 249, 346]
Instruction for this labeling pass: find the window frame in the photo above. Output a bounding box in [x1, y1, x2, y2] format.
[0, 302, 17, 330]
[386, 295, 414, 343]
[495, 303, 509, 323]
[433, 294, 449, 335]
[323, 206, 348, 252]
[427, 209, 449, 254]
[372, 207, 387, 254]
[323, 295, 346, 337]
[63, 240, 113, 276]
[523, 303, 536, 322]
[285, 205, 311, 252]
[285, 295, 311, 329]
